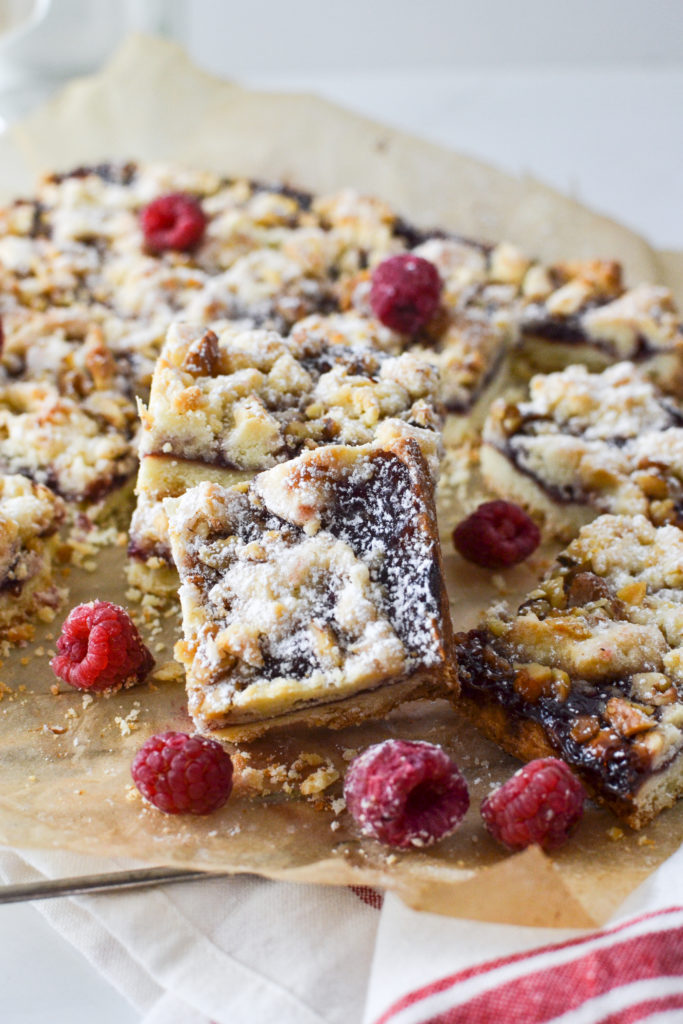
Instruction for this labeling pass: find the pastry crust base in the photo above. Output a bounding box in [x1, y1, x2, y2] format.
[200, 671, 449, 743]
[455, 690, 683, 830]
[480, 443, 595, 541]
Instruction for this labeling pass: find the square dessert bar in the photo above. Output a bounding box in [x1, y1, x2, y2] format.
[167, 437, 456, 740]
[455, 514, 683, 828]
[128, 321, 443, 594]
[513, 258, 683, 391]
[481, 361, 683, 539]
[0, 474, 66, 640]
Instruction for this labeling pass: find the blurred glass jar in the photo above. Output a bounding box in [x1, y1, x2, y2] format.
[0, 0, 185, 126]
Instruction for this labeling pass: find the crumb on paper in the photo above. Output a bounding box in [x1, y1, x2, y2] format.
[300, 765, 340, 796]
[607, 827, 624, 841]
[125, 784, 140, 803]
[43, 723, 67, 735]
[81, 694, 94, 710]
[637, 835, 655, 847]
[330, 820, 340, 832]
[342, 747, 359, 762]
[50, 683, 60, 696]
[152, 660, 184, 683]
[0, 682, 12, 701]
[114, 706, 141, 737]
[490, 573, 508, 594]
[298, 752, 324, 767]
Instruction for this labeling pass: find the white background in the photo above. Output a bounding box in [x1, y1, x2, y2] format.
[0, 1, 682, 1022]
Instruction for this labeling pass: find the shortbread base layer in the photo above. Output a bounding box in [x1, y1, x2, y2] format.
[480, 443, 595, 540]
[125, 557, 179, 599]
[136, 453, 255, 499]
[442, 359, 511, 447]
[512, 336, 683, 395]
[196, 671, 445, 743]
[128, 455, 255, 596]
[456, 691, 683, 830]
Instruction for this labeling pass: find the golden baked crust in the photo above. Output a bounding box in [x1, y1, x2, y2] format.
[167, 437, 456, 738]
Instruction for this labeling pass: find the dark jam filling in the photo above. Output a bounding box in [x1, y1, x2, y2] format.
[521, 309, 670, 361]
[321, 450, 442, 658]
[249, 180, 314, 213]
[296, 339, 384, 379]
[47, 162, 138, 186]
[455, 628, 656, 804]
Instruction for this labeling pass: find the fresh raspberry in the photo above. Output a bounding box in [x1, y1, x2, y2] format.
[481, 758, 585, 851]
[140, 192, 206, 252]
[369, 253, 441, 334]
[131, 731, 233, 815]
[51, 601, 154, 693]
[452, 500, 540, 569]
[344, 739, 469, 848]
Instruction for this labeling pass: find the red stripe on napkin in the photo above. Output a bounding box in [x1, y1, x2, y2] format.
[603, 993, 683, 1023]
[350, 885, 384, 910]
[375, 906, 683, 1024]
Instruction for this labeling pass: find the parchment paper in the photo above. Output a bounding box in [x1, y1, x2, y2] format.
[0, 35, 681, 928]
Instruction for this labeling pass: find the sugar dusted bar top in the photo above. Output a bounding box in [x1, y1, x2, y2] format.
[168, 437, 456, 740]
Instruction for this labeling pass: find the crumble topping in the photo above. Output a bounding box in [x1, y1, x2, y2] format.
[139, 322, 443, 468]
[483, 362, 683, 525]
[0, 380, 137, 503]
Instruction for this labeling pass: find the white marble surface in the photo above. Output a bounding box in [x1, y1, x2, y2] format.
[0, 64, 681, 1024]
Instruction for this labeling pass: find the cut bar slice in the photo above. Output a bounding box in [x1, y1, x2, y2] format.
[0, 474, 66, 640]
[128, 321, 443, 594]
[0, 379, 138, 518]
[455, 514, 683, 828]
[513, 260, 683, 391]
[481, 361, 683, 539]
[167, 437, 456, 740]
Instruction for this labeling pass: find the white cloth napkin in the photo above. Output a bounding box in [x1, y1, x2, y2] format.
[1, 844, 682, 1024]
[0, 848, 380, 1024]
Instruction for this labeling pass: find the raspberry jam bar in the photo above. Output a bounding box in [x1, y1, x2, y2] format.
[455, 514, 683, 828]
[0, 474, 65, 638]
[128, 321, 443, 594]
[514, 259, 683, 391]
[481, 361, 683, 539]
[167, 437, 456, 740]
